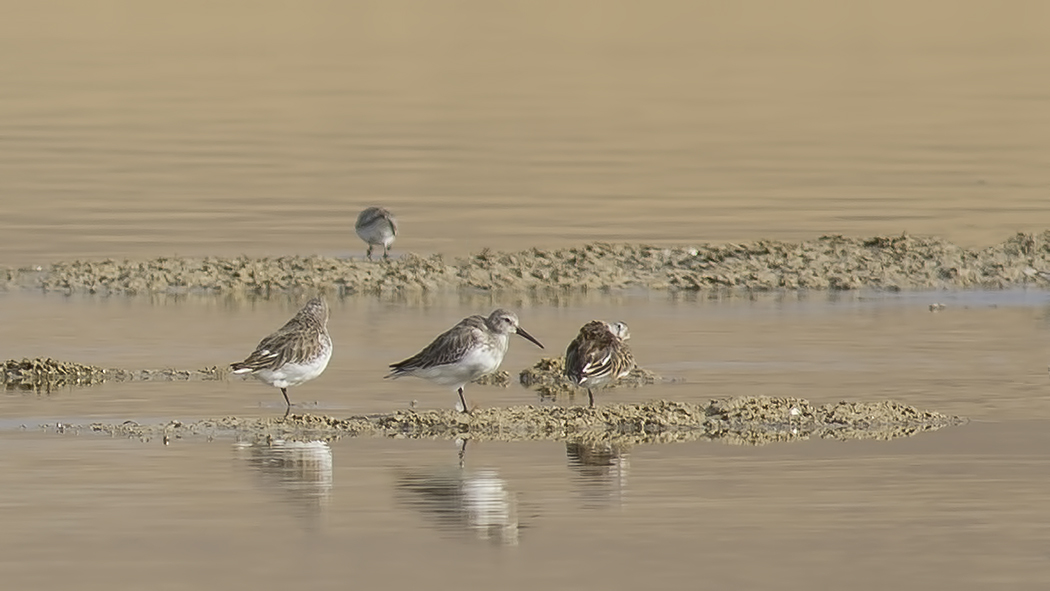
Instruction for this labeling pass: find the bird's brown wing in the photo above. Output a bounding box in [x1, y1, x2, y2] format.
[232, 324, 320, 371]
[389, 316, 486, 373]
[564, 321, 633, 385]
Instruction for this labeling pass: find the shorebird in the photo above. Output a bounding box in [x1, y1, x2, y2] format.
[355, 206, 398, 260]
[564, 320, 635, 408]
[231, 297, 332, 416]
[386, 309, 544, 412]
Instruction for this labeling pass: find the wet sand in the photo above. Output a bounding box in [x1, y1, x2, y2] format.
[1, 357, 228, 390]
[6, 231, 1050, 295]
[65, 397, 961, 446]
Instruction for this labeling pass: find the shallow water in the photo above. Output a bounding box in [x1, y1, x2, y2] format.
[4, 289, 1049, 422]
[4, 0, 1050, 587]
[4, 292, 1050, 588]
[8, 422, 1050, 590]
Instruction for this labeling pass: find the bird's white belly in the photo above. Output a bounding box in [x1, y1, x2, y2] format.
[357, 224, 395, 247]
[254, 349, 332, 389]
[417, 346, 503, 389]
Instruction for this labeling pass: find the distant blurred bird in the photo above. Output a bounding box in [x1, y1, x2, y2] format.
[231, 297, 332, 415]
[355, 206, 398, 260]
[564, 320, 635, 408]
[387, 309, 544, 412]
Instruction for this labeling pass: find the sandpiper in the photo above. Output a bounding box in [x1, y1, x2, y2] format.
[231, 297, 332, 415]
[355, 206, 398, 260]
[564, 320, 635, 408]
[386, 309, 544, 412]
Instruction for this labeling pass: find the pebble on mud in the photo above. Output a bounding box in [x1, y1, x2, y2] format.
[8, 231, 1050, 295]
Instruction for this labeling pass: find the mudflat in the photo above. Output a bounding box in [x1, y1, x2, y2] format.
[6, 232, 1050, 294]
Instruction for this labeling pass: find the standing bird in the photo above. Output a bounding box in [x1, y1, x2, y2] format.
[231, 297, 333, 416]
[355, 206, 398, 260]
[387, 309, 544, 413]
[564, 320, 635, 408]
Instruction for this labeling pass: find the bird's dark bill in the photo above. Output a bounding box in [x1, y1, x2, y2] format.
[516, 327, 544, 349]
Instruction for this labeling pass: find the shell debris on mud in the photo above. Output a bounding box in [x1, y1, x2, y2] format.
[63, 397, 965, 446]
[7, 231, 1050, 294]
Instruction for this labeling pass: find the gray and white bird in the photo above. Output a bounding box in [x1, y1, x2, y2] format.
[231, 297, 332, 415]
[564, 320, 635, 408]
[386, 309, 544, 412]
[355, 206, 398, 260]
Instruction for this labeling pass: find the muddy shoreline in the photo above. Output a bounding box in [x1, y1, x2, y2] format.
[1, 357, 229, 391]
[45, 397, 964, 446]
[8, 358, 964, 445]
[4, 232, 1050, 295]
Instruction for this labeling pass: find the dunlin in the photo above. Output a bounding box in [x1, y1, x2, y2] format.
[386, 309, 544, 412]
[231, 297, 332, 415]
[355, 206, 398, 260]
[564, 320, 635, 408]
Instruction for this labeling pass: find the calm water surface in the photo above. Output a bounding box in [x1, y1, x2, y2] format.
[1, 0, 1049, 264]
[3, 292, 1050, 588]
[3, 0, 1050, 588]
[6, 423, 1050, 589]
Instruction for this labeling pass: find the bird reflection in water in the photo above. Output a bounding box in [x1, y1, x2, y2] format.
[565, 440, 630, 509]
[234, 438, 333, 525]
[395, 440, 520, 546]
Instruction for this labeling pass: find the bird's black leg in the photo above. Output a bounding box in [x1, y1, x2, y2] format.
[588, 389, 595, 408]
[281, 388, 291, 415]
[458, 387, 470, 414]
[366, 245, 374, 260]
[383, 247, 390, 260]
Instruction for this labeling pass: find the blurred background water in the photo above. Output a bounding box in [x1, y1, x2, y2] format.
[1, 0, 1047, 265]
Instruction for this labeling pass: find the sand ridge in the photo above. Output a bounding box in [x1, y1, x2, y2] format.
[5, 232, 1050, 295]
[34, 397, 965, 447]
